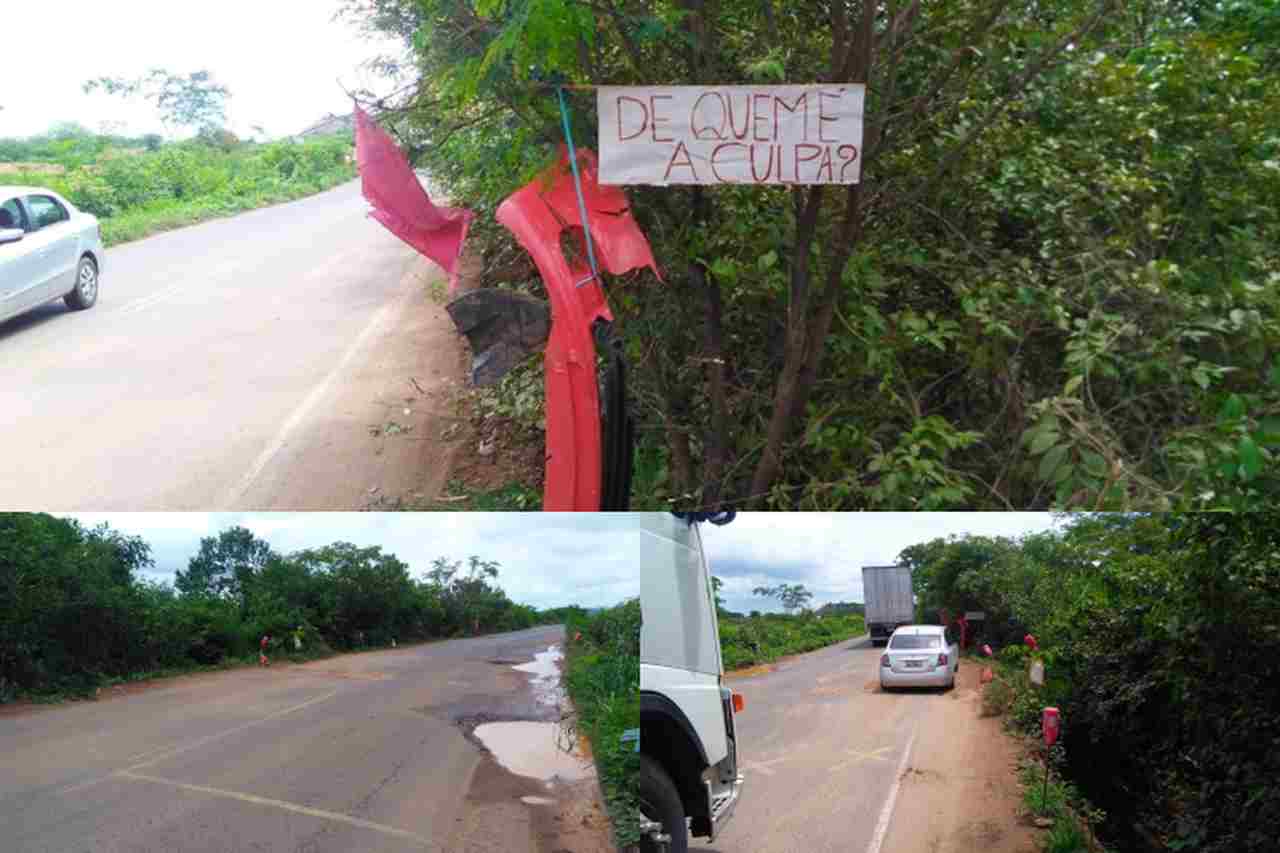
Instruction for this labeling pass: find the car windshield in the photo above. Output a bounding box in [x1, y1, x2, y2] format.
[890, 634, 941, 649]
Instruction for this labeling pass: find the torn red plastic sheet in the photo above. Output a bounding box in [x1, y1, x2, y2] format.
[353, 105, 473, 291]
[497, 148, 660, 511]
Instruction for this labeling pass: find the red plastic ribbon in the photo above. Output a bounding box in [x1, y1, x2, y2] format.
[354, 105, 473, 292]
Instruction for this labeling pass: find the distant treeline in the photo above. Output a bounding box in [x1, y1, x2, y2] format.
[0, 123, 354, 245]
[0, 514, 562, 700]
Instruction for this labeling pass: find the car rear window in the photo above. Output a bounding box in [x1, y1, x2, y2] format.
[890, 634, 941, 649]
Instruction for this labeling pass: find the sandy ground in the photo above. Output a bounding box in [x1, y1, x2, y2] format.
[708, 636, 1041, 853]
[878, 659, 1040, 853]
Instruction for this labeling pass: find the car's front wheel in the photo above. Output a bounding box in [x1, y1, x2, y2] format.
[640, 754, 687, 853]
[65, 256, 98, 310]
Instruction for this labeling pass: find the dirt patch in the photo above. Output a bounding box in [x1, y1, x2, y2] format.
[904, 766, 945, 783]
[723, 662, 777, 680]
[954, 818, 1005, 847]
[878, 660, 1041, 853]
[446, 753, 614, 853]
[0, 162, 66, 174]
[281, 668, 389, 681]
[444, 410, 544, 499]
[538, 777, 616, 853]
[811, 683, 854, 698]
[418, 246, 547, 507]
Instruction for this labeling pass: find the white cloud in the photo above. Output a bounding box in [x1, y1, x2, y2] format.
[59, 512, 640, 610]
[699, 513, 1064, 613]
[1, 1, 406, 140]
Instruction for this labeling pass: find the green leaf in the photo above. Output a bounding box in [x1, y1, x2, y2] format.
[1082, 451, 1107, 477]
[1259, 417, 1280, 446]
[1039, 444, 1070, 481]
[1030, 431, 1061, 455]
[1238, 436, 1262, 481]
[1219, 394, 1246, 422]
[1063, 375, 1083, 396]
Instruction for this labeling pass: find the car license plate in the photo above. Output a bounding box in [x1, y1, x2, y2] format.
[904, 660, 921, 668]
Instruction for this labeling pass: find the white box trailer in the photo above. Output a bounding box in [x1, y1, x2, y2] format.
[862, 564, 915, 646]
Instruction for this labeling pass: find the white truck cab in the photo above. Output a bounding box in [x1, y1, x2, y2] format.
[640, 512, 743, 853]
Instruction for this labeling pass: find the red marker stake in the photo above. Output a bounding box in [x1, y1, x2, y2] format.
[1041, 707, 1060, 815]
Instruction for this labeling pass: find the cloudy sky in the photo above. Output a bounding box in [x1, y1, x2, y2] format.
[60, 513, 639, 610]
[700, 513, 1065, 613]
[2, 1, 406, 140]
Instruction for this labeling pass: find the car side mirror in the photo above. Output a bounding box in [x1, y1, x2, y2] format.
[0, 228, 23, 246]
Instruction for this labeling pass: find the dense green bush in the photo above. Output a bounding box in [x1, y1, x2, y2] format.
[719, 612, 865, 670]
[904, 514, 1280, 853]
[562, 600, 640, 849]
[0, 127, 355, 244]
[346, 0, 1280, 510]
[0, 514, 559, 700]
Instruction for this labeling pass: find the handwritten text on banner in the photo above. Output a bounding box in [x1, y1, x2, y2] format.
[597, 84, 865, 186]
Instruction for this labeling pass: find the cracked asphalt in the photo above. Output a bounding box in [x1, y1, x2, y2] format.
[1, 625, 569, 853]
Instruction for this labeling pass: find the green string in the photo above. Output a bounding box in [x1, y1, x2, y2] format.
[556, 86, 601, 287]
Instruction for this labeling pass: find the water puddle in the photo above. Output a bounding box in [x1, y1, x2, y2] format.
[520, 795, 556, 806]
[511, 644, 566, 710]
[473, 720, 594, 783]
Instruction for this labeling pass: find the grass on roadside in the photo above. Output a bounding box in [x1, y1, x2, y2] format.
[560, 600, 640, 850]
[99, 170, 353, 245]
[979, 652, 1109, 853]
[435, 480, 541, 510]
[719, 612, 866, 670]
[9, 160, 354, 248]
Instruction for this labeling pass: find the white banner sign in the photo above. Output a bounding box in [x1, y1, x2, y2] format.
[598, 84, 865, 186]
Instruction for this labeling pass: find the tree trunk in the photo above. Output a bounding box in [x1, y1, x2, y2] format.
[747, 187, 826, 506]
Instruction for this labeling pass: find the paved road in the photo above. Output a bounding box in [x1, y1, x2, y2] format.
[2, 626, 582, 853]
[709, 636, 1033, 853]
[0, 180, 466, 510]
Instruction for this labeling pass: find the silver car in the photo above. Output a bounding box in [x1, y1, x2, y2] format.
[879, 624, 960, 690]
[0, 186, 104, 325]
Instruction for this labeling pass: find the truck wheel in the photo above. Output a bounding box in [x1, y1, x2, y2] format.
[640, 755, 688, 853]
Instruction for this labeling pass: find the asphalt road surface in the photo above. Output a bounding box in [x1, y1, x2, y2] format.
[2, 626, 593, 853]
[0, 180, 466, 510]
[710, 635, 1035, 853]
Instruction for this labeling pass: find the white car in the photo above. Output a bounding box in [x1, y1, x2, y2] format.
[879, 624, 960, 690]
[0, 186, 104, 325]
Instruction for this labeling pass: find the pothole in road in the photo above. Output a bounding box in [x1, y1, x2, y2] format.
[520, 795, 556, 806]
[449, 644, 592, 789]
[473, 720, 594, 784]
[511, 643, 566, 710]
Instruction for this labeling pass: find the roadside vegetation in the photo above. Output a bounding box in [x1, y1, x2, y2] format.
[713, 577, 867, 669]
[560, 599, 640, 849]
[0, 513, 554, 704]
[344, 0, 1280, 510]
[1, 123, 355, 245]
[717, 612, 866, 670]
[903, 513, 1280, 853]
